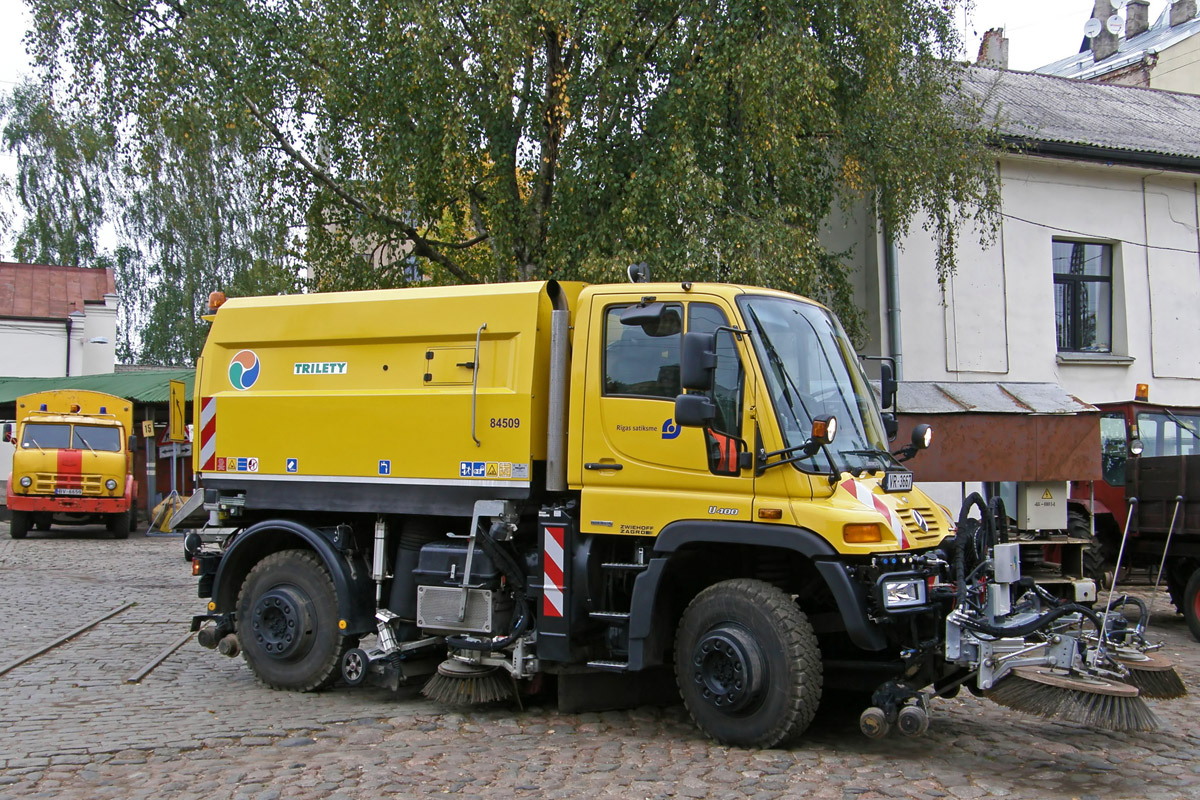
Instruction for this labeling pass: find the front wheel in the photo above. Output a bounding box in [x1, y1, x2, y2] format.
[1069, 510, 1109, 588]
[1184, 570, 1200, 643]
[237, 549, 353, 691]
[9, 510, 29, 539]
[107, 509, 132, 539]
[675, 579, 822, 748]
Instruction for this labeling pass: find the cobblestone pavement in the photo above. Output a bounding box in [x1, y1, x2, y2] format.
[1, 524, 1198, 799]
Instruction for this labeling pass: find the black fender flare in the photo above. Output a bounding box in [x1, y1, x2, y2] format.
[631, 520, 887, 653]
[211, 519, 375, 636]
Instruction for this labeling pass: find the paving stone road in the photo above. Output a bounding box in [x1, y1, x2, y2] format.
[1, 524, 1198, 799]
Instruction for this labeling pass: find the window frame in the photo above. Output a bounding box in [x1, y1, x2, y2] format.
[1052, 239, 1114, 354]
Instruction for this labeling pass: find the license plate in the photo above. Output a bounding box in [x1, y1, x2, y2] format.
[883, 470, 913, 493]
[55, 488, 83, 496]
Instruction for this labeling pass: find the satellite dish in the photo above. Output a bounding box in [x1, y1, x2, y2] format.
[1084, 17, 1103, 38]
[1109, 0, 1124, 10]
[627, 262, 651, 284]
[1106, 13, 1124, 35]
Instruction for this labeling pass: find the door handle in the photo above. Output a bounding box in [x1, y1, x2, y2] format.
[584, 462, 623, 471]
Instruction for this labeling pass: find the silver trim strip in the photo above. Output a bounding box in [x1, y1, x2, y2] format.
[201, 473, 529, 489]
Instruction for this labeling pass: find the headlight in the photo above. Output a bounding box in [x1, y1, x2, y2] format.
[106, 479, 118, 490]
[19, 476, 32, 488]
[882, 579, 927, 609]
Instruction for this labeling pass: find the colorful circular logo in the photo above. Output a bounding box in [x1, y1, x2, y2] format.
[229, 350, 260, 390]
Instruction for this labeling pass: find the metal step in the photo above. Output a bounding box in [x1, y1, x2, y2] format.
[589, 611, 631, 622]
[601, 562, 649, 572]
[586, 660, 629, 672]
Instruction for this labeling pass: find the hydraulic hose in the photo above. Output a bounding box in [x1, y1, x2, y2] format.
[960, 601, 1106, 639]
[1104, 594, 1149, 633]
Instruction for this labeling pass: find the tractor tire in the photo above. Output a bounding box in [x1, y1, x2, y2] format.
[1069, 510, 1110, 588]
[107, 509, 132, 539]
[237, 549, 354, 692]
[34, 514, 52, 531]
[675, 579, 822, 748]
[9, 510, 30, 539]
[1185, 570, 1200, 643]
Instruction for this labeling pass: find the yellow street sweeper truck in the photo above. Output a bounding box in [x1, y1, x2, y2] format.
[186, 279, 1182, 746]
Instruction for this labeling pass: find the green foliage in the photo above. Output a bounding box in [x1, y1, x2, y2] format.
[16, 0, 998, 341]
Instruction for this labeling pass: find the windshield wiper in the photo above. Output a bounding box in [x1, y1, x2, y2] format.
[1162, 408, 1200, 442]
[75, 435, 97, 455]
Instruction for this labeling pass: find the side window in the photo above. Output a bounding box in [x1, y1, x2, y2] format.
[1099, 413, 1127, 487]
[603, 304, 682, 399]
[688, 303, 744, 437]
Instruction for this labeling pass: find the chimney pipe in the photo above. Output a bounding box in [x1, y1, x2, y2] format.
[1127, 0, 1151, 38]
[1091, 0, 1119, 62]
[1171, 0, 1198, 27]
[976, 28, 1009, 70]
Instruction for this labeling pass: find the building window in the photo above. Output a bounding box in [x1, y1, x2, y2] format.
[1053, 240, 1112, 353]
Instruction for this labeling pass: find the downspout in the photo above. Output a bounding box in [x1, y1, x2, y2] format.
[883, 222, 903, 380]
[64, 318, 72, 377]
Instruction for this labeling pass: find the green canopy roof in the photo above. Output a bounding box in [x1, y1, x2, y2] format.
[0, 369, 194, 405]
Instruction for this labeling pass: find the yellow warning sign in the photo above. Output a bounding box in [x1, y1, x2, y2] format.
[486, 462, 498, 477]
[1042, 489, 1054, 500]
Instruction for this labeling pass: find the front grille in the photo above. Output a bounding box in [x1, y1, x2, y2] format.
[33, 473, 105, 496]
[895, 506, 944, 540]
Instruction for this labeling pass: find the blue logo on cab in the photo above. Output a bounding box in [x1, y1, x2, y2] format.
[661, 418, 681, 439]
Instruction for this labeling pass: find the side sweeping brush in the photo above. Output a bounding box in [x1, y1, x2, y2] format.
[985, 667, 1158, 732]
[421, 659, 514, 706]
[1116, 651, 1188, 700]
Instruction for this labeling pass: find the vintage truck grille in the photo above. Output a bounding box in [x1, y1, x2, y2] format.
[33, 473, 105, 496]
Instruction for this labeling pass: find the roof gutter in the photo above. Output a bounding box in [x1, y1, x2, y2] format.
[999, 135, 1200, 174]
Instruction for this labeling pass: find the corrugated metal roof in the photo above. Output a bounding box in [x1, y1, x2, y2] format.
[1037, 8, 1200, 82]
[896, 382, 1095, 415]
[0, 263, 116, 319]
[0, 369, 194, 405]
[961, 65, 1200, 162]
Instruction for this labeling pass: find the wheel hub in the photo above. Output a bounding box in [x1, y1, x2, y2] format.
[691, 624, 764, 713]
[250, 585, 313, 660]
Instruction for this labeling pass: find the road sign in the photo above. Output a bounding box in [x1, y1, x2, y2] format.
[168, 380, 187, 442]
[142, 420, 155, 439]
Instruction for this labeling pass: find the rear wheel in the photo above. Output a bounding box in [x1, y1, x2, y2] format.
[675, 579, 822, 748]
[1184, 570, 1200, 643]
[1069, 510, 1109, 588]
[9, 510, 29, 539]
[237, 549, 353, 691]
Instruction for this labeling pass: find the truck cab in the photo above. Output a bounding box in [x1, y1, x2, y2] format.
[6, 390, 137, 539]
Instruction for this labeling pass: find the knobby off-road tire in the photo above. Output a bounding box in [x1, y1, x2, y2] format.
[1069, 510, 1109, 588]
[237, 549, 353, 691]
[9, 510, 30, 539]
[1184, 570, 1200, 643]
[675, 578, 822, 748]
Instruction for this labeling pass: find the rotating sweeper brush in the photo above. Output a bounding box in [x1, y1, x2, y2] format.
[945, 494, 1180, 733]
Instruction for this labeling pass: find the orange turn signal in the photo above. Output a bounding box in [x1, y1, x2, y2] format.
[758, 508, 783, 520]
[70, 404, 81, 413]
[192, 558, 202, 576]
[844, 523, 883, 543]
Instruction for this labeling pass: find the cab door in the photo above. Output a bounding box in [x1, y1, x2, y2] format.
[579, 291, 756, 537]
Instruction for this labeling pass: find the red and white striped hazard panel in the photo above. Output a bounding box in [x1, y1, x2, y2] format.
[840, 478, 911, 549]
[542, 525, 565, 618]
[199, 397, 217, 471]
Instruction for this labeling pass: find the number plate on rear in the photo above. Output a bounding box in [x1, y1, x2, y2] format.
[883, 470, 913, 493]
[55, 488, 83, 496]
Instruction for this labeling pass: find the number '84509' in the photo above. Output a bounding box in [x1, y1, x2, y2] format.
[490, 417, 520, 429]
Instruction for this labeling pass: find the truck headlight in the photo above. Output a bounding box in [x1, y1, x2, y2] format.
[105, 479, 118, 490]
[19, 476, 32, 488]
[882, 579, 927, 609]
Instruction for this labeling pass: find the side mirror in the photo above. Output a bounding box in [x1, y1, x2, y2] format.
[128, 434, 137, 451]
[619, 302, 681, 338]
[1, 423, 12, 443]
[882, 412, 899, 441]
[675, 393, 717, 428]
[680, 332, 717, 391]
[879, 362, 897, 410]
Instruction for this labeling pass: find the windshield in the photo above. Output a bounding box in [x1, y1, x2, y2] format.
[738, 295, 889, 474]
[72, 425, 123, 452]
[1137, 410, 1200, 457]
[21, 423, 71, 449]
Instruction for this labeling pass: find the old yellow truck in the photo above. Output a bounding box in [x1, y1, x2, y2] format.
[6, 390, 137, 538]
[186, 280, 1173, 746]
